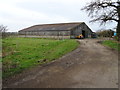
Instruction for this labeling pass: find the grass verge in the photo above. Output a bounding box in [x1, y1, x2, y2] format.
[2, 37, 79, 78]
[102, 40, 120, 51]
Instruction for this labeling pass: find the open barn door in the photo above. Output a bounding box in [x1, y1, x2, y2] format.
[82, 30, 85, 38]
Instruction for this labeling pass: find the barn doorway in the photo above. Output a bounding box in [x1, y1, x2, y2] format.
[82, 30, 85, 38]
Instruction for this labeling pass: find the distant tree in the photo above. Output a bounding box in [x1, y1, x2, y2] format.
[0, 25, 8, 32]
[0, 25, 8, 38]
[96, 29, 114, 37]
[81, 0, 120, 40]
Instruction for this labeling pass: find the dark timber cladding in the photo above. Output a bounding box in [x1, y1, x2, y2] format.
[19, 22, 93, 38]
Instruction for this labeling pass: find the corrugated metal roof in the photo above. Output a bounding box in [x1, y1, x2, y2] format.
[19, 22, 84, 32]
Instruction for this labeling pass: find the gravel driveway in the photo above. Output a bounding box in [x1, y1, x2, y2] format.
[3, 39, 118, 88]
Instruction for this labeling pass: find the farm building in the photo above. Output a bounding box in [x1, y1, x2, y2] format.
[19, 22, 93, 38]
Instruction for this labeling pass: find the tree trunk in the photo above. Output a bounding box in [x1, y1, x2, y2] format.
[117, 6, 120, 41]
[116, 20, 120, 41]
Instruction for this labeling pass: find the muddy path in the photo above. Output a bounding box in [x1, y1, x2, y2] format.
[3, 39, 118, 88]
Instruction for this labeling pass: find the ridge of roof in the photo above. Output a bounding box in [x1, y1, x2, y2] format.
[36, 22, 84, 26]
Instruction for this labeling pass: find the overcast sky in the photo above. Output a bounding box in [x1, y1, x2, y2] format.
[0, 0, 117, 32]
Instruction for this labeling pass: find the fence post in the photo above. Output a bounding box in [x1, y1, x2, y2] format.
[62, 32, 64, 40]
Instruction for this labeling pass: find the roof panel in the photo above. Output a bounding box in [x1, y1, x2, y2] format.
[19, 22, 84, 32]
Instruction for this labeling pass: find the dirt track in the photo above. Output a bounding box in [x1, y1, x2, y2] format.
[3, 39, 118, 88]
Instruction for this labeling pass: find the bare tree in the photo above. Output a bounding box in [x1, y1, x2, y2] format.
[0, 25, 8, 32]
[0, 25, 8, 38]
[81, 0, 120, 40]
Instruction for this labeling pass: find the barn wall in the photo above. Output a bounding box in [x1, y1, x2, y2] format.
[83, 23, 92, 38]
[71, 26, 82, 36]
[19, 30, 70, 36]
[70, 23, 92, 38]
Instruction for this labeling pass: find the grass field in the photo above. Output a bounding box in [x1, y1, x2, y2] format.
[102, 40, 120, 51]
[2, 37, 79, 78]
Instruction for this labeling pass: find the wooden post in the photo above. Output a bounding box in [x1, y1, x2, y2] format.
[62, 32, 64, 40]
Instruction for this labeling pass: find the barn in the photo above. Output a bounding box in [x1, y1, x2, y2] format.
[19, 22, 93, 38]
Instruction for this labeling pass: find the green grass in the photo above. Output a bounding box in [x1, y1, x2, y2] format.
[2, 37, 79, 78]
[102, 40, 120, 51]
